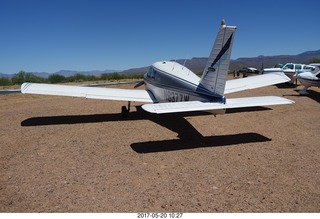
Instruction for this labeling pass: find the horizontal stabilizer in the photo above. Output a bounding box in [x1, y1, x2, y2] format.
[21, 83, 154, 103]
[225, 72, 290, 94]
[142, 96, 294, 114]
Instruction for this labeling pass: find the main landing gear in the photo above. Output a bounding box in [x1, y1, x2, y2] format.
[121, 101, 131, 118]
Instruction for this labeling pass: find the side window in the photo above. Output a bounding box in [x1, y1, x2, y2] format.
[284, 64, 294, 70]
[295, 65, 302, 70]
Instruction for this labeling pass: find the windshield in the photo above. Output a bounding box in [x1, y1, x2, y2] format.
[283, 64, 294, 69]
[311, 66, 320, 74]
[304, 66, 316, 71]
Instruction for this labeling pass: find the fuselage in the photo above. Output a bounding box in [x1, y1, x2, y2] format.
[143, 61, 225, 103]
[297, 71, 320, 87]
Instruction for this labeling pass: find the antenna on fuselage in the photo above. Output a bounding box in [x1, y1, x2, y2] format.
[172, 57, 177, 71]
[182, 54, 188, 70]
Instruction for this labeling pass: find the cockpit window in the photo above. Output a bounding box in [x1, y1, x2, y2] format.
[312, 67, 320, 78]
[295, 65, 302, 70]
[304, 66, 315, 71]
[283, 64, 294, 70]
[147, 67, 156, 80]
[310, 67, 319, 74]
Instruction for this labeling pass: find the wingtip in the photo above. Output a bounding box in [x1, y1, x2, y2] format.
[141, 104, 157, 114]
[21, 82, 30, 93]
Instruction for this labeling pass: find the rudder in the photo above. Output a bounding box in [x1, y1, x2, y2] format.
[199, 19, 237, 97]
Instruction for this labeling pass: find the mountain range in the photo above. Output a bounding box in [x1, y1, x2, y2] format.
[1, 49, 319, 78]
[122, 49, 320, 74]
[0, 69, 117, 79]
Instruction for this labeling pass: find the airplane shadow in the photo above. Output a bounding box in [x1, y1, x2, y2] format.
[21, 106, 272, 153]
[21, 113, 140, 126]
[305, 90, 320, 103]
[275, 83, 298, 89]
[21, 106, 270, 127]
[283, 89, 320, 103]
[131, 133, 271, 153]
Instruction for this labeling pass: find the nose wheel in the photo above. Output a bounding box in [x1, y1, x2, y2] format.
[121, 101, 131, 118]
[298, 86, 309, 95]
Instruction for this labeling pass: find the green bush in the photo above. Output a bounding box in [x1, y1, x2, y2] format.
[48, 74, 66, 83]
[8, 71, 144, 85]
[11, 71, 47, 84]
[0, 77, 12, 86]
[11, 71, 27, 85]
[309, 58, 320, 63]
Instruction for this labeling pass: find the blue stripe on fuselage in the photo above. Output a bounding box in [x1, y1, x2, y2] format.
[144, 72, 225, 103]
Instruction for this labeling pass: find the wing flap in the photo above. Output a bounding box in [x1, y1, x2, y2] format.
[225, 72, 290, 94]
[21, 83, 154, 103]
[142, 96, 294, 114]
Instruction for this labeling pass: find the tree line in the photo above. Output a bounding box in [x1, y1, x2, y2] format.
[0, 71, 144, 86]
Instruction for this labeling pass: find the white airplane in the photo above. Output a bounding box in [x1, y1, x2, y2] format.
[296, 66, 320, 95]
[21, 20, 294, 117]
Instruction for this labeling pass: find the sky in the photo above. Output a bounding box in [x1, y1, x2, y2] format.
[1, 0, 319, 74]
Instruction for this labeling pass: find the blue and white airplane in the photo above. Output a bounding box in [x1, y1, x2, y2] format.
[21, 20, 293, 117]
[296, 65, 320, 95]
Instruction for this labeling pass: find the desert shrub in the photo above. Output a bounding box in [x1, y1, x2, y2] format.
[48, 74, 66, 83]
[0, 77, 12, 86]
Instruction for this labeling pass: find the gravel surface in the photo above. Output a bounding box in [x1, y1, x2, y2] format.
[1, 82, 319, 212]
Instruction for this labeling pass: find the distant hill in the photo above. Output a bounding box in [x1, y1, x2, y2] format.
[35, 69, 118, 78]
[121, 67, 150, 75]
[121, 49, 320, 74]
[0, 69, 118, 78]
[52, 69, 118, 77]
[0, 73, 13, 78]
[1, 49, 319, 77]
[231, 49, 320, 71]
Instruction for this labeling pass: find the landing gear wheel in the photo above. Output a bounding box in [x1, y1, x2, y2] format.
[298, 87, 309, 95]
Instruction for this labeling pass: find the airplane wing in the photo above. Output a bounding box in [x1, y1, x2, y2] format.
[142, 96, 294, 114]
[224, 72, 290, 94]
[21, 83, 155, 103]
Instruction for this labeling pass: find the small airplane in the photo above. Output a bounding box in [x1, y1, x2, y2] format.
[263, 63, 315, 84]
[296, 65, 320, 95]
[21, 19, 294, 117]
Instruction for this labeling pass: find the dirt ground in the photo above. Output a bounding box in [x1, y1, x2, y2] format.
[0, 81, 319, 212]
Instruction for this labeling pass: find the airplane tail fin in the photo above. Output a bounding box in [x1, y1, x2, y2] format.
[199, 19, 237, 97]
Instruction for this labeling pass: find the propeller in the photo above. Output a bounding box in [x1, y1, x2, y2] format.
[134, 80, 144, 88]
